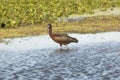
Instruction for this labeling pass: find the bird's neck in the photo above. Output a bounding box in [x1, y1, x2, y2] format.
[49, 28, 53, 37]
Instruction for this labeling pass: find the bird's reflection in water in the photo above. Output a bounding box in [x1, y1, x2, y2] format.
[52, 47, 78, 54]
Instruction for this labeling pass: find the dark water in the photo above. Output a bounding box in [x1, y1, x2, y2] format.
[0, 33, 120, 80]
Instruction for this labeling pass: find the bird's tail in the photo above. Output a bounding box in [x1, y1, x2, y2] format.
[70, 37, 78, 43]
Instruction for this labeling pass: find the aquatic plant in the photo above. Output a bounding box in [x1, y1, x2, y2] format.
[0, 0, 119, 28]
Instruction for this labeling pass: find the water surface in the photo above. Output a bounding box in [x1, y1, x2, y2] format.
[0, 32, 120, 80]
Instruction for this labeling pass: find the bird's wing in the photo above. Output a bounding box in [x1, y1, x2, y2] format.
[52, 34, 78, 43]
[54, 36, 68, 41]
[53, 34, 69, 42]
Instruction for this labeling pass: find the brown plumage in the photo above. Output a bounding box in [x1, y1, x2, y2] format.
[47, 24, 78, 47]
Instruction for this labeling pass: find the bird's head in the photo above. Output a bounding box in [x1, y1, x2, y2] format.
[47, 24, 52, 29]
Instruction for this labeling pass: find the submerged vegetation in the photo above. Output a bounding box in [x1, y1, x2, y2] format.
[0, 0, 120, 28]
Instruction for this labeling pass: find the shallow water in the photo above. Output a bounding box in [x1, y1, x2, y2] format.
[0, 32, 120, 80]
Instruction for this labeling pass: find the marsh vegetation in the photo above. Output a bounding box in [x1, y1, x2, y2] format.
[0, 0, 120, 38]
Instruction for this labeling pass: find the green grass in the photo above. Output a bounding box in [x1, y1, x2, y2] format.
[0, 0, 120, 28]
[0, 15, 120, 39]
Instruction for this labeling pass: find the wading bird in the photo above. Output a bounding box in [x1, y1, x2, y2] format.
[47, 24, 78, 48]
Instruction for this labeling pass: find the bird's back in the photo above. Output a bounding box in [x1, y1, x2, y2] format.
[51, 33, 78, 45]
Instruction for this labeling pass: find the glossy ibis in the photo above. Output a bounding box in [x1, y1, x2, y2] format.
[47, 24, 78, 47]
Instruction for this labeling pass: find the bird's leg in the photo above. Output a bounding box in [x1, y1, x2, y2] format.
[64, 45, 69, 50]
[60, 44, 63, 50]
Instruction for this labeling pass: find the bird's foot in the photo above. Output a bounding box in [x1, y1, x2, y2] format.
[61, 45, 69, 50]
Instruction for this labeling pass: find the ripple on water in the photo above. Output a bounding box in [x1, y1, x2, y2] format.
[1, 32, 120, 80]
